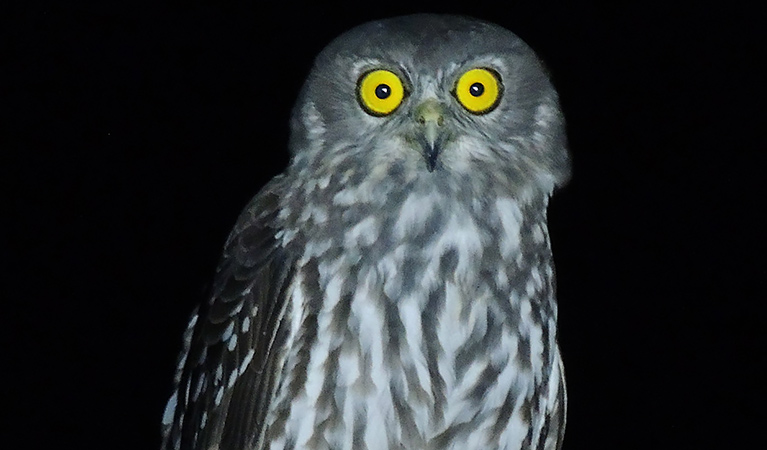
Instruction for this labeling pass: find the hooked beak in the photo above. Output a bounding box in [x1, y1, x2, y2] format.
[414, 100, 447, 172]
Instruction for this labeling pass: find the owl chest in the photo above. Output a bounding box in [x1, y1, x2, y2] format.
[266, 236, 550, 449]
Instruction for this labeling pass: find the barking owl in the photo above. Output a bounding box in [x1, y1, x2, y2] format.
[161, 14, 570, 450]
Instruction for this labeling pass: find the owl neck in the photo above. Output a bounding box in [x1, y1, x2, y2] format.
[280, 164, 557, 315]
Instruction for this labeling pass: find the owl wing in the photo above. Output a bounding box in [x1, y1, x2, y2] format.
[161, 176, 296, 450]
[539, 350, 567, 450]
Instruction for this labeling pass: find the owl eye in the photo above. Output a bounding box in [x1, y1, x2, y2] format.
[357, 70, 405, 116]
[454, 68, 503, 114]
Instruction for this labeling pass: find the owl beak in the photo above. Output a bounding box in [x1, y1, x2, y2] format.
[414, 100, 447, 172]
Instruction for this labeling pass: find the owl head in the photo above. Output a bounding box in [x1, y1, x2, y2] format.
[288, 14, 570, 199]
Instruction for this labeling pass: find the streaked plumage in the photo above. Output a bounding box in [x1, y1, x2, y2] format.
[162, 14, 570, 450]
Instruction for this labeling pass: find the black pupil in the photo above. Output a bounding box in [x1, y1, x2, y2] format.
[469, 82, 485, 97]
[375, 84, 391, 99]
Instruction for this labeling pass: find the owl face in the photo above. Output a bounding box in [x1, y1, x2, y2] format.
[289, 15, 570, 196]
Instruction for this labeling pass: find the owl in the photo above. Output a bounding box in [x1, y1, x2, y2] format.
[161, 14, 570, 450]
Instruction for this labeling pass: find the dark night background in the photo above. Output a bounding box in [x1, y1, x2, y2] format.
[4, 2, 765, 449]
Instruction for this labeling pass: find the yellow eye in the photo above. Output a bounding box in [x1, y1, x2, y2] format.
[454, 68, 502, 114]
[357, 69, 405, 116]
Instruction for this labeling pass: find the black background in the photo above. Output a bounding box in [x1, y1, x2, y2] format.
[5, 2, 765, 449]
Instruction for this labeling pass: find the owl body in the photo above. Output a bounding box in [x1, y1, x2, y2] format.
[162, 15, 569, 450]
[264, 170, 566, 449]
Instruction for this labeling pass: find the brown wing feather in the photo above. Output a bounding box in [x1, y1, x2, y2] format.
[161, 177, 295, 450]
